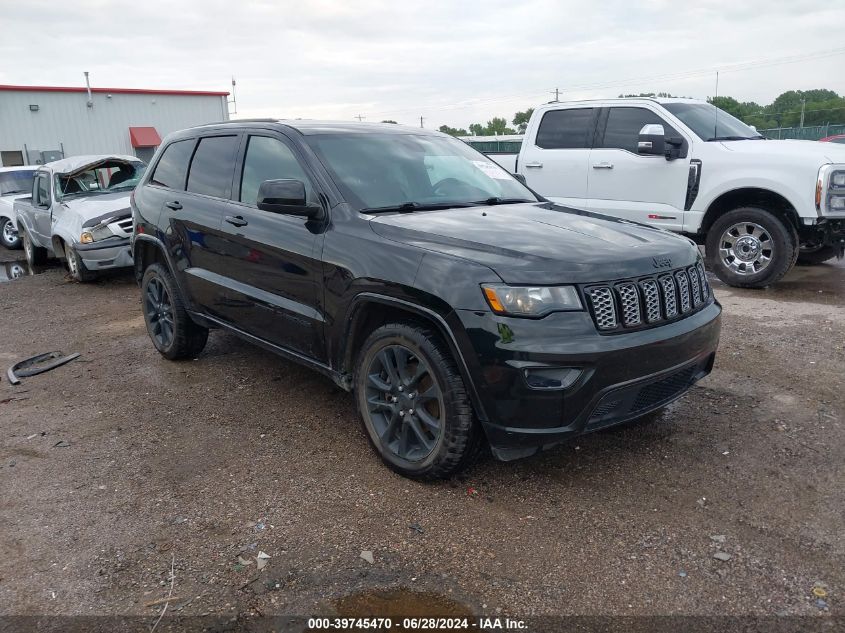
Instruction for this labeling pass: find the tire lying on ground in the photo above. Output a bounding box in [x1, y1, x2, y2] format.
[705, 206, 799, 289]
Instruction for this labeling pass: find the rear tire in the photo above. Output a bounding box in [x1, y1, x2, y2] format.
[1, 217, 21, 249]
[353, 322, 479, 479]
[797, 244, 839, 266]
[21, 227, 48, 266]
[141, 263, 209, 360]
[65, 244, 96, 282]
[705, 207, 798, 289]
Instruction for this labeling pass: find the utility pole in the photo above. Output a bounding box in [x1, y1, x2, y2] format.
[550, 88, 560, 102]
[419, 116, 425, 128]
[228, 77, 237, 116]
[799, 99, 806, 128]
[355, 114, 365, 122]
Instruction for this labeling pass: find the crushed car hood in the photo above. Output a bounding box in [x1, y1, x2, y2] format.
[369, 203, 700, 284]
[61, 192, 132, 224]
[46, 154, 140, 176]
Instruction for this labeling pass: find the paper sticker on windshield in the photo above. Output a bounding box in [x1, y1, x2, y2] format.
[472, 160, 510, 180]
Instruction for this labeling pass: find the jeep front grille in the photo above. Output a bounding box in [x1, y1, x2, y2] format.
[585, 264, 711, 333]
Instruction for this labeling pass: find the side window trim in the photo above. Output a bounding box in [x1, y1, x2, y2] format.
[533, 107, 599, 150]
[184, 133, 242, 200]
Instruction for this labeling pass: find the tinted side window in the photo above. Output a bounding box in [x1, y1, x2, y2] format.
[150, 139, 194, 190]
[239, 136, 314, 206]
[601, 107, 679, 153]
[187, 136, 239, 199]
[535, 108, 595, 149]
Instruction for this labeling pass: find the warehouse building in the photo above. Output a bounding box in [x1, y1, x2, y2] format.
[0, 83, 230, 166]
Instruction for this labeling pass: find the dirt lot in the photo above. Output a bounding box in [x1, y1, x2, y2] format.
[0, 249, 842, 626]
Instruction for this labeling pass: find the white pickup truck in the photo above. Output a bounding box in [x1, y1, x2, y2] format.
[514, 98, 845, 288]
[15, 155, 145, 281]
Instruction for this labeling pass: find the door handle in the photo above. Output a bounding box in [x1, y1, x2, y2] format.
[524, 162, 543, 168]
[165, 201, 182, 210]
[224, 215, 248, 227]
[592, 162, 614, 169]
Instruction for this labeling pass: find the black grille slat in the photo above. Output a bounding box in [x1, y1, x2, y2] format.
[587, 263, 709, 332]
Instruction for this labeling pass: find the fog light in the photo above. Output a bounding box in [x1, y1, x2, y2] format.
[523, 367, 581, 390]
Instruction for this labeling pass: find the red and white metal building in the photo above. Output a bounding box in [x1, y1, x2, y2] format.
[0, 84, 230, 166]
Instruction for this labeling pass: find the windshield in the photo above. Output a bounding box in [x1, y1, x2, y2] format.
[304, 132, 538, 211]
[663, 103, 763, 141]
[0, 170, 36, 196]
[55, 160, 146, 201]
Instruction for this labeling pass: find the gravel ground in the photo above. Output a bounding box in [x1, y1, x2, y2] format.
[0, 249, 842, 626]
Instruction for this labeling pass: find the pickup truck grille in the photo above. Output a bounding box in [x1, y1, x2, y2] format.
[585, 263, 710, 333]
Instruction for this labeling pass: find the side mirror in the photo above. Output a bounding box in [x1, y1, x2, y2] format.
[256, 179, 323, 219]
[637, 124, 666, 156]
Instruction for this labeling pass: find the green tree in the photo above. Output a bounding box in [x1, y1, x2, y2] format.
[438, 124, 468, 136]
[484, 117, 516, 135]
[468, 123, 485, 136]
[512, 108, 534, 134]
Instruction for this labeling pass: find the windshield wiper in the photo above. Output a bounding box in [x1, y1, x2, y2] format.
[361, 201, 475, 213]
[472, 197, 535, 206]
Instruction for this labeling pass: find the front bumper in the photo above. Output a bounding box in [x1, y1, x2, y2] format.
[74, 237, 133, 270]
[454, 300, 721, 460]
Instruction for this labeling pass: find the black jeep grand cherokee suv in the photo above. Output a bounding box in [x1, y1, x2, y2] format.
[131, 120, 721, 479]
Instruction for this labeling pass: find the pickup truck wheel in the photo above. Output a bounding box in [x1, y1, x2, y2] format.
[354, 323, 478, 479]
[21, 228, 48, 266]
[797, 244, 839, 266]
[1, 217, 21, 249]
[65, 245, 96, 282]
[141, 263, 209, 360]
[706, 207, 798, 289]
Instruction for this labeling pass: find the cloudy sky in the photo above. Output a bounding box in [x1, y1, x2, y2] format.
[1, 1, 843, 129]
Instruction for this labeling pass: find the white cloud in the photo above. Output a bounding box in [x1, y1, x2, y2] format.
[0, 0, 842, 130]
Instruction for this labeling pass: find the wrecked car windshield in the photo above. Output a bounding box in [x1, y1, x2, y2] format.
[305, 132, 538, 212]
[0, 170, 36, 195]
[55, 161, 146, 200]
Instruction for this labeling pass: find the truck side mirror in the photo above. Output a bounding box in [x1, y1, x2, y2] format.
[637, 124, 666, 157]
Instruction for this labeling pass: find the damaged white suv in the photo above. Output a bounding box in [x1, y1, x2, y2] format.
[15, 155, 145, 281]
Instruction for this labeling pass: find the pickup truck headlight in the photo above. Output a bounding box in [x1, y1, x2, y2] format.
[482, 284, 582, 317]
[832, 171, 845, 189]
[830, 196, 845, 211]
[80, 225, 116, 244]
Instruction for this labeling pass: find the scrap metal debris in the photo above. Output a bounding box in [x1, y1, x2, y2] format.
[6, 351, 81, 386]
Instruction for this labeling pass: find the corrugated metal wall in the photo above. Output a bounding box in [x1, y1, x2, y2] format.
[0, 90, 229, 163]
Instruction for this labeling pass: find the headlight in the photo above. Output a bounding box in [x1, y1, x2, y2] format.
[482, 284, 582, 317]
[831, 171, 845, 189]
[80, 225, 116, 243]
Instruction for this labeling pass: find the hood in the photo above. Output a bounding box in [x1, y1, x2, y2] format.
[369, 203, 699, 284]
[61, 191, 132, 223]
[720, 139, 845, 164]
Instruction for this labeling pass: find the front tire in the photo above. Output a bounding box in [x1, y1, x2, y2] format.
[65, 244, 96, 282]
[141, 263, 209, 360]
[354, 323, 478, 479]
[706, 207, 798, 289]
[797, 244, 839, 266]
[1, 217, 21, 249]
